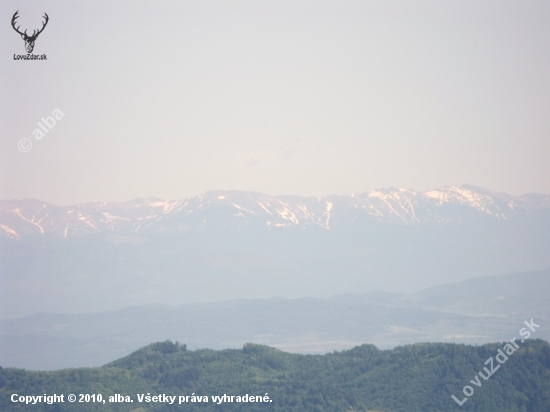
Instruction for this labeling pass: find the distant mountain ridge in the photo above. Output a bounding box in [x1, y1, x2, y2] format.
[2, 185, 549, 239]
[1, 268, 549, 370]
[1, 184, 549, 319]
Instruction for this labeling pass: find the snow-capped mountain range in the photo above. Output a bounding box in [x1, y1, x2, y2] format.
[2, 185, 549, 318]
[2, 185, 549, 239]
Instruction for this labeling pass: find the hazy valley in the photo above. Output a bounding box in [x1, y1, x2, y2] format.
[1, 185, 549, 370]
[1, 268, 548, 370]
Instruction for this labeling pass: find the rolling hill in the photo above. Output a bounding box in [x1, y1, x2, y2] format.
[1, 268, 548, 370]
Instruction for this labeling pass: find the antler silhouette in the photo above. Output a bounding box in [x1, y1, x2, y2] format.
[31, 13, 49, 39]
[11, 11, 49, 53]
[11, 11, 26, 37]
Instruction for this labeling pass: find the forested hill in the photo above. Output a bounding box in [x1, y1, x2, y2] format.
[2, 340, 550, 412]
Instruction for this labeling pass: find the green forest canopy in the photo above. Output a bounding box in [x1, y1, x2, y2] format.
[1, 339, 550, 411]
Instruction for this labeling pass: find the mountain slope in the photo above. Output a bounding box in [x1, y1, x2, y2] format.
[1, 185, 549, 238]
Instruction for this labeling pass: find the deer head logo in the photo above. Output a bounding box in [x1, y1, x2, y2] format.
[11, 11, 49, 54]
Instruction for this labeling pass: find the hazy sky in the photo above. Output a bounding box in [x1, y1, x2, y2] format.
[1, 0, 549, 205]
